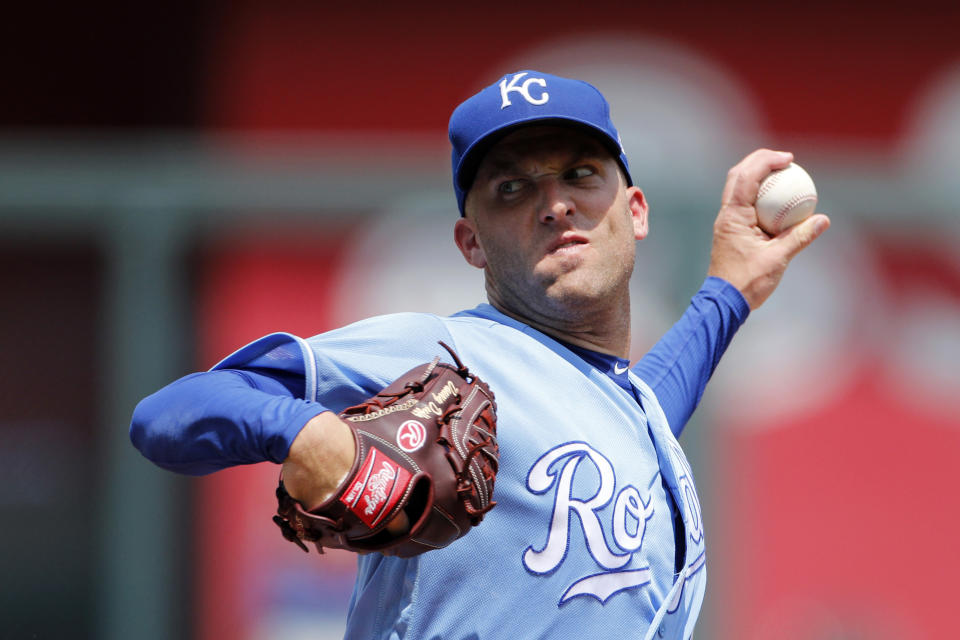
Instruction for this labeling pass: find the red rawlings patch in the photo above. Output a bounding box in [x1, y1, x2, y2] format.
[340, 447, 411, 528]
[397, 419, 427, 452]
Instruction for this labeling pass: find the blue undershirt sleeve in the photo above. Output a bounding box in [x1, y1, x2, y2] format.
[130, 368, 328, 476]
[130, 314, 454, 477]
[635, 276, 751, 437]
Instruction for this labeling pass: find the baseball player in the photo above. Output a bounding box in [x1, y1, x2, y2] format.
[131, 70, 829, 639]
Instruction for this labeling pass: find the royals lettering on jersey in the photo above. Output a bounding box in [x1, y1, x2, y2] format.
[668, 441, 703, 546]
[522, 442, 660, 605]
[499, 72, 549, 108]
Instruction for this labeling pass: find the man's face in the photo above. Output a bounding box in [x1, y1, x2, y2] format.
[454, 125, 648, 326]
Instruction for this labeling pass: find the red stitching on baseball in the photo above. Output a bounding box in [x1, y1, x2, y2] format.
[773, 194, 816, 231]
[757, 171, 781, 200]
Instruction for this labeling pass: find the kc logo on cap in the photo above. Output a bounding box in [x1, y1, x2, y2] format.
[499, 72, 549, 109]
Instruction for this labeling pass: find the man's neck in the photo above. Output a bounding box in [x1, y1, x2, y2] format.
[488, 297, 632, 358]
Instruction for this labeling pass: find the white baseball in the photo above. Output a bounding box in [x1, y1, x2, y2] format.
[755, 162, 818, 235]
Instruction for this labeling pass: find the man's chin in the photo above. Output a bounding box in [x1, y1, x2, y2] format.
[543, 268, 632, 306]
[542, 283, 609, 312]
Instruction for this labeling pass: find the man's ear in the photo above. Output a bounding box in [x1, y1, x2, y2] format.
[454, 217, 487, 269]
[627, 186, 650, 241]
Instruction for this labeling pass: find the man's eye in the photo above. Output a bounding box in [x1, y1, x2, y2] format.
[566, 166, 596, 180]
[498, 179, 525, 194]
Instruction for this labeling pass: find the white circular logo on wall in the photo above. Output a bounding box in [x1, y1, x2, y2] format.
[397, 420, 428, 452]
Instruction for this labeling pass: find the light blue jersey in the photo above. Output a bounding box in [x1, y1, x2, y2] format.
[132, 277, 748, 638]
[214, 303, 711, 639]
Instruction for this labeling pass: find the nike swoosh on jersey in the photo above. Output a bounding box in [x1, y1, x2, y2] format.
[614, 363, 629, 374]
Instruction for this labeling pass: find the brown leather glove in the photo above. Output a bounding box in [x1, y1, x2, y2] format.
[273, 342, 498, 557]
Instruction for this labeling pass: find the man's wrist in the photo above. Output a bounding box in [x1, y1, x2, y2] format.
[282, 411, 357, 510]
[700, 276, 752, 322]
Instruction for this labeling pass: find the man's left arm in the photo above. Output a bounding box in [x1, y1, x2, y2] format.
[634, 277, 749, 434]
[636, 149, 830, 435]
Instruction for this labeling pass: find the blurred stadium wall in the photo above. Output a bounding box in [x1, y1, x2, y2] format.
[2, 3, 959, 639]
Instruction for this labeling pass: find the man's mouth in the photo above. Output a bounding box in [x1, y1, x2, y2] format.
[548, 236, 588, 254]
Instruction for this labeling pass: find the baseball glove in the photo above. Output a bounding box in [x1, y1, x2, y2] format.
[273, 342, 499, 557]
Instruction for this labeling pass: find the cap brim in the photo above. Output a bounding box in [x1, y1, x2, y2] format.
[455, 116, 630, 194]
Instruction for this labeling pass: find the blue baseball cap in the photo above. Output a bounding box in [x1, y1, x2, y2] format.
[449, 70, 633, 215]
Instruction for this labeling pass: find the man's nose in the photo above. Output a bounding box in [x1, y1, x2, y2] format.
[537, 180, 575, 224]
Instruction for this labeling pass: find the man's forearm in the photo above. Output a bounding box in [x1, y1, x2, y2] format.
[129, 369, 326, 475]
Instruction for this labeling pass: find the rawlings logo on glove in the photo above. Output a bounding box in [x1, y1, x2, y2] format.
[344, 451, 409, 527]
[273, 342, 499, 557]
